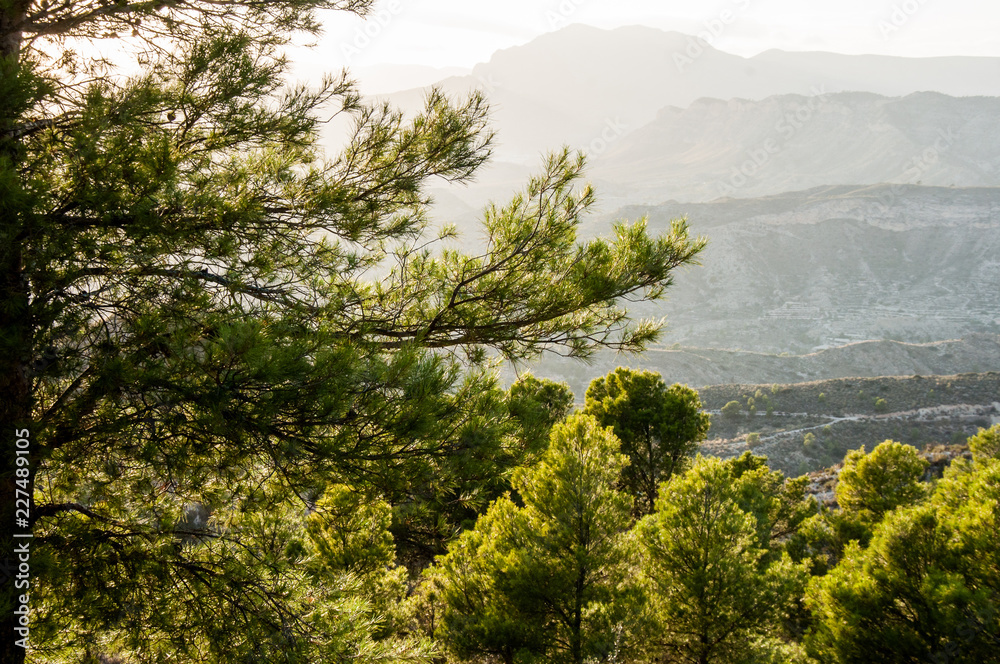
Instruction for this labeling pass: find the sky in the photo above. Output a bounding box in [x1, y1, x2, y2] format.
[285, 0, 1000, 87]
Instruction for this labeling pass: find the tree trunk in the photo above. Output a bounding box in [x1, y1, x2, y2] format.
[572, 563, 585, 664]
[643, 427, 656, 515]
[1, 5, 33, 664]
[698, 630, 710, 664]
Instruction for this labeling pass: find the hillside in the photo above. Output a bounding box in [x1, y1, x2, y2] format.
[507, 335, 1000, 405]
[587, 184, 1000, 354]
[429, 187, 1000, 360]
[591, 92, 1000, 201]
[697, 372, 1000, 477]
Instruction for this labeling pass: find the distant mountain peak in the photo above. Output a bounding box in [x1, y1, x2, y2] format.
[380, 26, 1000, 170]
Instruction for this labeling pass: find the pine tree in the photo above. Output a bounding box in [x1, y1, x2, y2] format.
[807, 457, 1000, 663]
[506, 373, 574, 458]
[637, 456, 810, 664]
[584, 367, 710, 515]
[836, 441, 928, 524]
[0, 2, 705, 661]
[422, 413, 640, 664]
[968, 423, 1000, 462]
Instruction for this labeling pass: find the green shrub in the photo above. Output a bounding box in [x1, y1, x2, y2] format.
[969, 424, 1000, 461]
[722, 400, 742, 419]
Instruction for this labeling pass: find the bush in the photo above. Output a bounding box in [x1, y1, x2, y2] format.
[722, 400, 742, 419]
[836, 441, 928, 521]
[969, 424, 1000, 461]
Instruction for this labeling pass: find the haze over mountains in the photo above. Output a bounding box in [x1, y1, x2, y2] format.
[385, 24, 1000, 167]
[369, 24, 1000, 386]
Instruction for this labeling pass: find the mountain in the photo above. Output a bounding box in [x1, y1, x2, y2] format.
[381, 24, 1000, 165]
[589, 184, 1000, 355]
[440, 182, 1000, 363]
[590, 92, 1000, 201]
[369, 25, 1000, 390]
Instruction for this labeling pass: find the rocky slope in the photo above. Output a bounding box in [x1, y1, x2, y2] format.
[508, 335, 1000, 401]
[591, 92, 1000, 202]
[585, 184, 1000, 354]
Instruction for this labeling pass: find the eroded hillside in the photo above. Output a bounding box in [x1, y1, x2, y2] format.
[597, 184, 1000, 354]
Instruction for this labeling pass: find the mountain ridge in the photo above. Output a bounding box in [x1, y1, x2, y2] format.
[379, 24, 1000, 167]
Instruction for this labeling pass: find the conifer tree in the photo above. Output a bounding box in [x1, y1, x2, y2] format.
[725, 451, 816, 561]
[584, 368, 710, 515]
[389, 373, 573, 565]
[836, 441, 928, 525]
[0, 1, 705, 661]
[637, 456, 810, 664]
[968, 423, 1000, 462]
[422, 413, 640, 664]
[807, 458, 1000, 663]
[506, 373, 574, 458]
